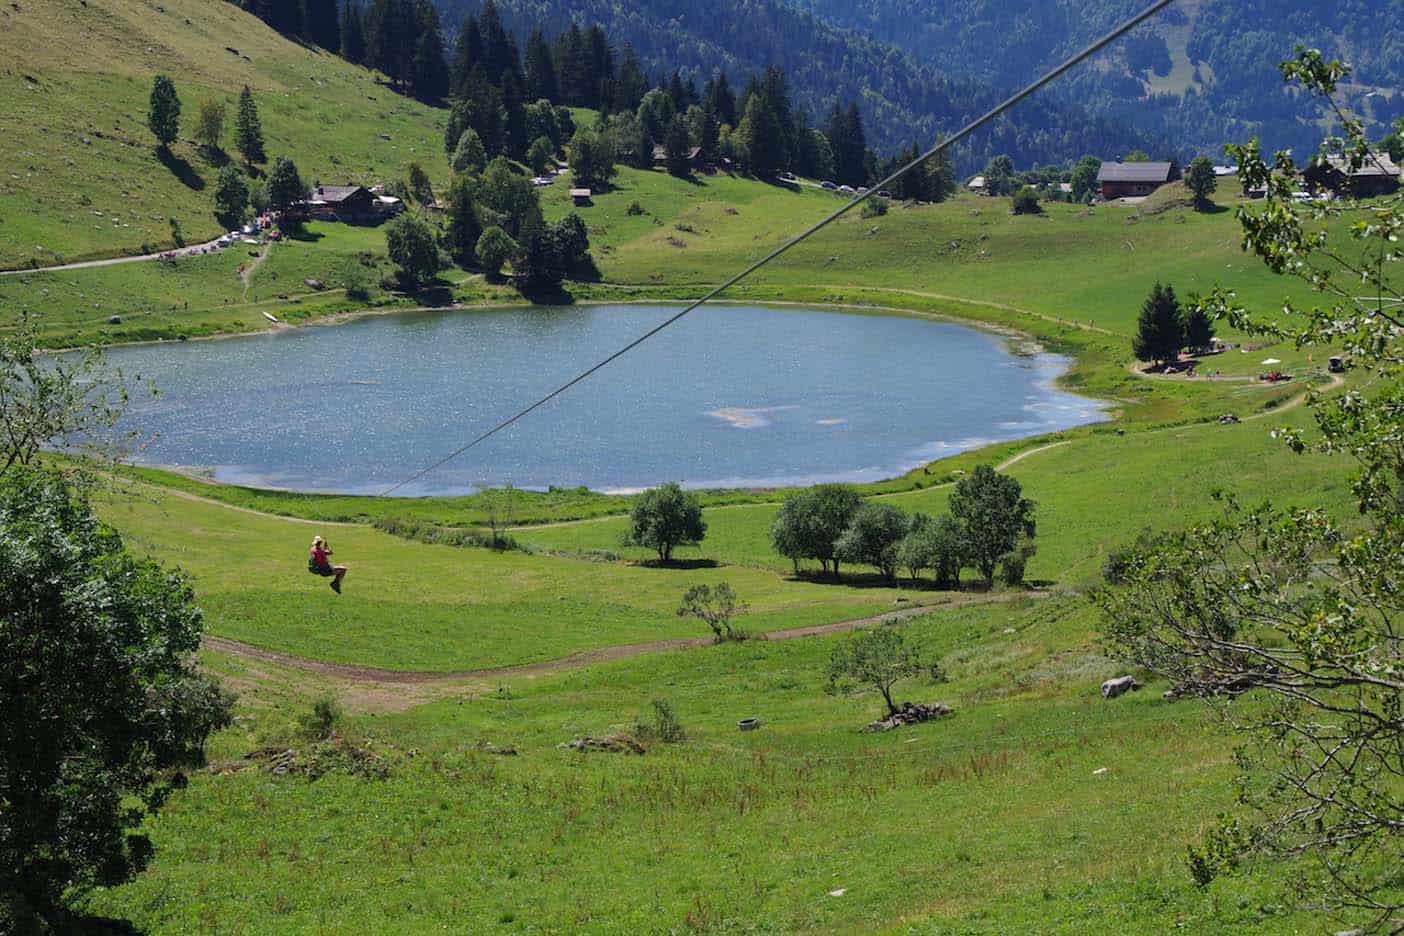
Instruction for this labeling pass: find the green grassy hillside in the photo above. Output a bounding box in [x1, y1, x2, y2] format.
[0, 0, 448, 269]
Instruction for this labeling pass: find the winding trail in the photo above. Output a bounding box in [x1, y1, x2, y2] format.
[202, 590, 1048, 686]
[0, 237, 228, 276]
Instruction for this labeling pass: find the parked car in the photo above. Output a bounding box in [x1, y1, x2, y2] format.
[821, 180, 837, 190]
[877, 190, 893, 198]
[838, 184, 856, 194]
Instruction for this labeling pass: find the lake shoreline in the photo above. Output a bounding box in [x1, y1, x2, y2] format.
[96, 300, 1108, 499]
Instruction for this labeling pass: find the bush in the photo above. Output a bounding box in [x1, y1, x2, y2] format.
[860, 196, 889, 218]
[299, 695, 344, 740]
[635, 699, 687, 744]
[1011, 186, 1043, 215]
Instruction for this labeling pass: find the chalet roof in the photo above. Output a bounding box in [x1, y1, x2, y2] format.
[309, 184, 371, 204]
[1097, 161, 1175, 183]
[1319, 153, 1400, 178]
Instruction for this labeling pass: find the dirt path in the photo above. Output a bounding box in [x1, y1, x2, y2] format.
[509, 439, 1074, 532]
[239, 240, 274, 300]
[202, 590, 1048, 687]
[0, 237, 228, 276]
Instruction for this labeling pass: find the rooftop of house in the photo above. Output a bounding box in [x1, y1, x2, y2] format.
[1097, 161, 1176, 183]
[1317, 152, 1400, 177]
[308, 184, 371, 204]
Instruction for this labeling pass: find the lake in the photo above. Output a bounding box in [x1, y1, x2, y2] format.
[101, 303, 1107, 496]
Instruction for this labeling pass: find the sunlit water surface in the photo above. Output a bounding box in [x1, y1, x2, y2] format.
[100, 304, 1107, 495]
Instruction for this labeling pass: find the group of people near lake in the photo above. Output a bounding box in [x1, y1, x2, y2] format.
[308, 535, 348, 593]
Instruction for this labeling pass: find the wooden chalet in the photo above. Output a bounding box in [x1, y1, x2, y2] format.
[1096, 160, 1180, 199]
[1302, 153, 1401, 198]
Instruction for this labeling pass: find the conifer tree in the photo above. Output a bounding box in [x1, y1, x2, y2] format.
[235, 85, 266, 167]
[612, 44, 648, 114]
[706, 71, 736, 128]
[444, 174, 482, 268]
[302, 0, 340, 50]
[477, 0, 514, 86]
[739, 95, 784, 178]
[585, 24, 613, 110]
[147, 74, 181, 151]
[664, 115, 693, 177]
[340, 1, 366, 64]
[524, 28, 558, 103]
[1132, 281, 1186, 368]
[412, 4, 450, 102]
[451, 15, 483, 93]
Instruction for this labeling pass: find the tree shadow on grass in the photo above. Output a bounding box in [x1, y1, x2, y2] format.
[516, 282, 576, 305]
[156, 147, 205, 191]
[635, 558, 721, 570]
[43, 910, 145, 934]
[281, 222, 323, 243]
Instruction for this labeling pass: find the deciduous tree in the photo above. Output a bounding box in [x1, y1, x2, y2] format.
[195, 98, 226, 152]
[826, 626, 925, 718]
[473, 225, 517, 278]
[1185, 155, 1217, 209]
[947, 466, 1034, 587]
[624, 481, 706, 563]
[384, 212, 440, 285]
[0, 468, 232, 927]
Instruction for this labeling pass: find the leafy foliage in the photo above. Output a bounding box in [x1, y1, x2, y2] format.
[1099, 49, 1404, 929]
[0, 320, 135, 475]
[0, 469, 233, 924]
[265, 155, 305, 214]
[834, 502, 909, 582]
[948, 466, 1035, 587]
[676, 582, 749, 641]
[624, 482, 706, 563]
[826, 626, 925, 717]
[384, 212, 441, 285]
[770, 483, 862, 577]
[213, 165, 250, 228]
[1184, 155, 1217, 208]
[474, 225, 517, 277]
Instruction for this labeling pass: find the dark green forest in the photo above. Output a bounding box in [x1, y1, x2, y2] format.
[430, 0, 1171, 168]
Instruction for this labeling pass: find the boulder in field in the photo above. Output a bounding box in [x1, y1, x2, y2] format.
[1101, 676, 1141, 699]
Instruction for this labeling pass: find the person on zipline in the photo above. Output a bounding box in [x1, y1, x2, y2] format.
[309, 535, 347, 593]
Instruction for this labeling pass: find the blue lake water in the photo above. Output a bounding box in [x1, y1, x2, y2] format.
[100, 303, 1107, 496]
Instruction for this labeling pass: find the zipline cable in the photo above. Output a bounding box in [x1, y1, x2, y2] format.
[381, 0, 1178, 496]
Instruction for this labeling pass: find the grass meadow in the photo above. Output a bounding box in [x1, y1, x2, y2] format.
[2, 7, 1368, 926]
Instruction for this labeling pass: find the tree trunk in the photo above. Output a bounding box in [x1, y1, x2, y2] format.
[880, 685, 898, 717]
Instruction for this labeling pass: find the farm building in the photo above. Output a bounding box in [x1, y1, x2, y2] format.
[570, 188, 592, 206]
[651, 143, 709, 172]
[303, 185, 404, 223]
[1301, 153, 1401, 197]
[1097, 160, 1180, 199]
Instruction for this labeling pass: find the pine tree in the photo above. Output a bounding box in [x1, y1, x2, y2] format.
[1132, 282, 1186, 368]
[451, 15, 483, 93]
[706, 71, 736, 128]
[412, 3, 449, 102]
[147, 74, 181, 150]
[699, 105, 719, 163]
[739, 94, 783, 178]
[444, 174, 481, 268]
[664, 115, 693, 177]
[235, 85, 265, 167]
[554, 23, 586, 106]
[478, 0, 514, 86]
[585, 24, 613, 110]
[613, 43, 648, 113]
[340, 1, 366, 64]
[524, 28, 558, 103]
[302, 0, 340, 50]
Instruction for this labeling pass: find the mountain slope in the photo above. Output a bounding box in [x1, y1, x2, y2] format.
[0, 0, 448, 269]
[433, 0, 1168, 167]
[789, 0, 1404, 159]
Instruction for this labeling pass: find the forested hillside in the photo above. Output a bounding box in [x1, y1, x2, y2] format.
[431, 0, 1168, 168]
[789, 0, 1404, 160]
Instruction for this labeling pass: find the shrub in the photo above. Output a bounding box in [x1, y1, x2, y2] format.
[635, 699, 687, 743]
[299, 695, 344, 740]
[860, 196, 889, 218]
[1011, 186, 1043, 215]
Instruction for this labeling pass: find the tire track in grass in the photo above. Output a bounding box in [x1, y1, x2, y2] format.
[202, 590, 1050, 686]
